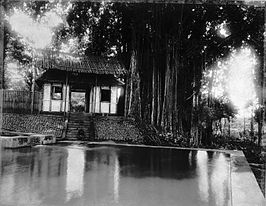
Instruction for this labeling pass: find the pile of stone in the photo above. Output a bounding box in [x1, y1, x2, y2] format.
[2, 113, 64, 138]
[94, 116, 143, 144]
[0, 133, 56, 149]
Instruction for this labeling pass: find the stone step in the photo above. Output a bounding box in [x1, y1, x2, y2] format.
[67, 128, 91, 131]
[68, 120, 91, 123]
[67, 131, 89, 134]
[66, 134, 91, 139]
[69, 118, 92, 120]
[67, 131, 91, 135]
[67, 127, 90, 130]
[66, 132, 91, 136]
[68, 122, 91, 124]
[65, 137, 79, 141]
[67, 125, 90, 128]
[66, 134, 91, 138]
[66, 113, 95, 139]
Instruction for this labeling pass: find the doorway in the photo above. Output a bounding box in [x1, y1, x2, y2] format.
[70, 91, 86, 112]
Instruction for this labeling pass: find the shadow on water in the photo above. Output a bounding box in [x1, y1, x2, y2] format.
[0, 145, 232, 206]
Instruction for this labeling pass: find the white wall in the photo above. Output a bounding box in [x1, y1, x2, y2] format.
[110, 86, 118, 114]
[42, 84, 51, 112]
[89, 86, 122, 114]
[43, 83, 122, 114]
[62, 84, 70, 112]
[51, 99, 61, 111]
[95, 87, 100, 113]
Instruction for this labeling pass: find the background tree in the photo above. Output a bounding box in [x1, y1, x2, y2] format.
[5, 2, 264, 146]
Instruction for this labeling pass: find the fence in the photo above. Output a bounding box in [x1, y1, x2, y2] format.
[1, 90, 42, 114]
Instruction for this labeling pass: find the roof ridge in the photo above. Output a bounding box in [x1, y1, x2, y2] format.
[36, 53, 126, 76]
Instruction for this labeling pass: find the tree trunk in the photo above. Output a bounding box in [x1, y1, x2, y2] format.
[258, 3, 266, 147]
[0, 1, 4, 134]
[0, 0, 4, 90]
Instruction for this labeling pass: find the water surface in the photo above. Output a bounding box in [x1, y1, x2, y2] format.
[0, 144, 231, 206]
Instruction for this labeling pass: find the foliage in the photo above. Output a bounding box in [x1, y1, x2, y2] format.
[212, 135, 264, 162]
[54, 2, 126, 57]
[4, 2, 265, 146]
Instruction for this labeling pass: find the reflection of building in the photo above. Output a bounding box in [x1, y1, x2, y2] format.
[66, 148, 85, 201]
[82, 147, 120, 204]
[36, 54, 126, 115]
[197, 151, 209, 203]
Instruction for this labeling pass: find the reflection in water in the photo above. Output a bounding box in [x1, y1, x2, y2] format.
[66, 148, 85, 201]
[113, 154, 120, 202]
[0, 166, 15, 204]
[0, 145, 231, 206]
[197, 151, 231, 206]
[197, 151, 209, 203]
[211, 153, 231, 206]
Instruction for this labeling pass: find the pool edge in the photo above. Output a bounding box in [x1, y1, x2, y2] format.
[59, 140, 266, 205]
[230, 151, 265, 206]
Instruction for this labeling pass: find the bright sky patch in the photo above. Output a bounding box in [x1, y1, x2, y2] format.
[8, 9, 63, 50]
[216, 21, 231, 38]
[203, 46, 258, 118]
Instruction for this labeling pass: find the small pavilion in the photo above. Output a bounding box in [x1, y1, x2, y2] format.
[36, 53, 126, 115]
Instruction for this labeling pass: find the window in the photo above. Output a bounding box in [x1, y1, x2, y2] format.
[52, 84, 63, 100]
[101, 88, 111, 102]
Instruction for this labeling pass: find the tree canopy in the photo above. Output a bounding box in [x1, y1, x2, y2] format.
[4, 1, 265, 145]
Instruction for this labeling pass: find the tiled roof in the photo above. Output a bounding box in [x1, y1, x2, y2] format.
[36, 53, 126, 76]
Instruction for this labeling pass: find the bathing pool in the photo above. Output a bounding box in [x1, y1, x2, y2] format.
[0, 143, 264, 206]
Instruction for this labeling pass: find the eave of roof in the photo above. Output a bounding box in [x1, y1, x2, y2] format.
[36, 69, 125, 86]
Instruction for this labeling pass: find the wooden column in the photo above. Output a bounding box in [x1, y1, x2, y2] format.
[124, 77, 128, 117]
[85, 86, 90, 113]
[30, 64, 36, 114]
[64, 71, 69, 115]
[93, 76, 97, 113]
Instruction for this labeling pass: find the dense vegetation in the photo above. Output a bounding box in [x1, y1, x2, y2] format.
[3, 2, 265, 148]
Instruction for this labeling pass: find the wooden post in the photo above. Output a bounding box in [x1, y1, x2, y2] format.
[124, 76, 128, 117]
[94, 76, 97, 113]
[30, 62, 36, 114]
[64, 71, 69, 116]
[0, 0, 4, 133]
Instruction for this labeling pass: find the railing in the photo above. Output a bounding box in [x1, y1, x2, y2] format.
[1, 90, 42, 114]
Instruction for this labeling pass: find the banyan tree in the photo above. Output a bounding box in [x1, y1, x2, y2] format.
[112, 3, 264, 145]
[1, 1, 265, 145]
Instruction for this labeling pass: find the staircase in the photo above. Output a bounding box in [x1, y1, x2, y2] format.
[65, 113, 95, 140]
[65, 114, 143, 143]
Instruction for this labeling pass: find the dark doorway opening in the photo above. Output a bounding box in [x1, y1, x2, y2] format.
[70, 91, 86, 112]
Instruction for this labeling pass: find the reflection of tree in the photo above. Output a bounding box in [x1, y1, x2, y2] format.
[0, 147, 68, 205]
[117, 147, 197, 179]
[197, 151, 231, 205]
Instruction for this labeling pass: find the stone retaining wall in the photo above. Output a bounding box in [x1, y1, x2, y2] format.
[2, 113, 64, 138]
[94, 116, 143, 143]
